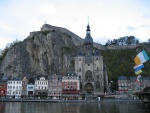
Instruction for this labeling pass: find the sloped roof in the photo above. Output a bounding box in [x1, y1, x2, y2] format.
[118, 75, 127, 80]
[65, 71, 78, 76]
[130, 76, 137, 82]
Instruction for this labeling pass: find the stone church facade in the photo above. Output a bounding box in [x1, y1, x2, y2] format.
[75, 23, 108, 96]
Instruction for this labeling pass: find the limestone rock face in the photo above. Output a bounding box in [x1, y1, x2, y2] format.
[0, 24, 104, 77]
[0, 25, 78, 76]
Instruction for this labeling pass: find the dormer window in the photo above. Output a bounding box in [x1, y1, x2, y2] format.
[40, 77, 45, 81]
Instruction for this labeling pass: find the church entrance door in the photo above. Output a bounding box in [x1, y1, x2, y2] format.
[84, 83, 94, 94]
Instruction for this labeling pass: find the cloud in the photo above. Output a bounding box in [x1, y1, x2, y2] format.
[0, 1, 58, 49]
[131, 24, 150, 43]
[126, 26, 136, 31]
[140, 24, 150, 31]
[143, 14, 150, 18]
[39, 4, 56, 15]
[0, 22, 25, 49]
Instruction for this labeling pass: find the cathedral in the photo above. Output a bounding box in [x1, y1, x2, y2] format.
[75, 23, 108, 96]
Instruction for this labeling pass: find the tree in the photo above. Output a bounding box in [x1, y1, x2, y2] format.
[105, 35, 138, 46]
[148, 38, 150, 43]
[135, 39, 139, 44]
[125, 36, 136, 45]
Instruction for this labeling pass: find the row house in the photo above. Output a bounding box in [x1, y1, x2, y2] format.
[22, 77, 28, 97]
[7, 78, 22, 98]
[0, 83, 7, 97]
[129, 76, 139, 92]
[48, 74, 62, 99]
[27, 84, 34, 97]
[0, 74, 80, 99]
[130, 76, 150, 92]
[118, 75, 150, 94]
[62, 72, 80, 100]
[7, 77, 28, 98]
[0, 75, 9, 97]
[118, 76, 128, 93]
[140, 77, 150, 89]
[34, 77, 48, 97]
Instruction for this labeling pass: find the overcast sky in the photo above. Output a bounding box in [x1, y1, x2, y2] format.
[0, 0, 150, 49]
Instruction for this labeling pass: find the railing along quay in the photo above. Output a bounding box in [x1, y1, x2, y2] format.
[0, 98, 143, 103]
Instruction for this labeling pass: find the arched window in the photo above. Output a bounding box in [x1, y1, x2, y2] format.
[96, 81, 100, 89]
[85, 70, 92, 81]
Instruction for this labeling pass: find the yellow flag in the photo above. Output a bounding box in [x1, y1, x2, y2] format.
[135, 70, 142, 75]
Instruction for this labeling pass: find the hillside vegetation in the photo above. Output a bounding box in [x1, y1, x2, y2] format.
[101, 43, 150, 86]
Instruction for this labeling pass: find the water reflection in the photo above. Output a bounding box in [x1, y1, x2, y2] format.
[0, 102, 150, 113]
[0, 102, 5, 113]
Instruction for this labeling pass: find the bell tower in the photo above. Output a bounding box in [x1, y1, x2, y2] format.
[74, 22, 108, 96]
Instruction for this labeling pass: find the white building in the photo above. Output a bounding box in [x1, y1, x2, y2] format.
[34, 76, 48, 96]
[7, 79, 22, 98]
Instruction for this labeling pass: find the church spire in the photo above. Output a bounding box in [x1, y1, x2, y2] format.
[84, 22, 93, 45]
[86, 23, 90, 34]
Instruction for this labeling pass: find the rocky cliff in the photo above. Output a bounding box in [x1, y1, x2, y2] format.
[0, 24, 106, 77]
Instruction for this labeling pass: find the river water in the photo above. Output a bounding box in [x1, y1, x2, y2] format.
[0, 101, 150, 113]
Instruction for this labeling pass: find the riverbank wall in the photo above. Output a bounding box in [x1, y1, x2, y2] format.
[0, 98, 143, 104]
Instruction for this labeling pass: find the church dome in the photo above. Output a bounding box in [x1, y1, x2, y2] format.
[84, 24, 93, 45]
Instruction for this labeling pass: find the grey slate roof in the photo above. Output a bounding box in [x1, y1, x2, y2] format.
[84, 24, 93, 45]
[118, 75, 127, 80]
[65, 71, 78, 76]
